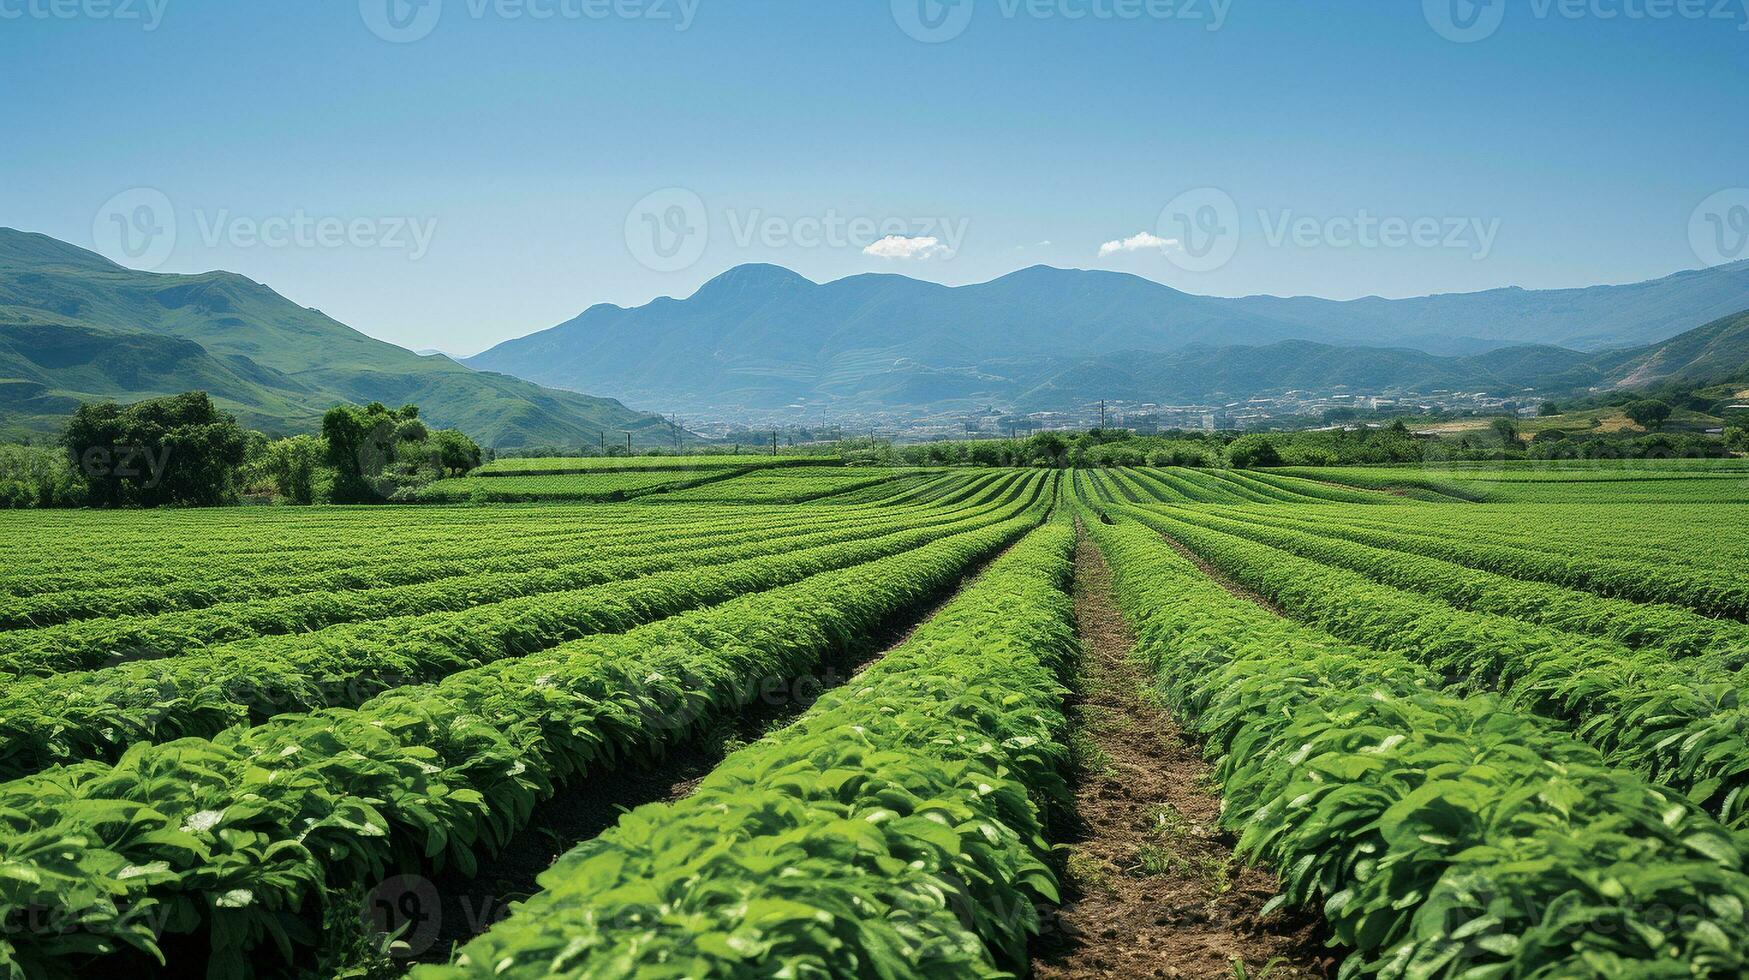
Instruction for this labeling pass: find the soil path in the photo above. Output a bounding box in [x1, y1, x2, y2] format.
[1032, 528, 1327, 979]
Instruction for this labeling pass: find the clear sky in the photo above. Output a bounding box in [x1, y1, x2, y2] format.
[4, 0, 1745, 354]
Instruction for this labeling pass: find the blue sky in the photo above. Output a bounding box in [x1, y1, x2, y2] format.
[3, 0, 1745, 354]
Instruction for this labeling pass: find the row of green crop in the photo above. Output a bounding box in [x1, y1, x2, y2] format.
[1187, 502, 1749, 619]
[0, 503, 851, 600]
[470, 454, 837, 476]
[0, 507, 662, 588]
[2, 501, 830, 583]
[411, 468, 743, 503]
[0, 505, 1045, 979]
[1242, 502, 1749, 575]
[1170, 506, 1749, 658]
[1273, 465, 1749, 503]
[659, 468, 917, 504]
[1084, 512, 1749, 977]
[1127, 506, 1749, 828]
[0, 482, 1045, 780]
[0, 497, 1017, 674]
[1127, 467, 1379, 506]
[418, 520, 1079, 979]
[0, 506, 888, 630]
[1263, 466, 1490, 501]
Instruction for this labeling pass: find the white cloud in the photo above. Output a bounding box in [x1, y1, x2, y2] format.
[863, 235, 952, 260]
[1098, 231, 1179, 257]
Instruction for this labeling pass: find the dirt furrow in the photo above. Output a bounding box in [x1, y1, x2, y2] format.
[1033, 528, 1326, 980]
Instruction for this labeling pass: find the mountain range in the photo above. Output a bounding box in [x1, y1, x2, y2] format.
[4, 226, 1747, 443]
[467, 262, 1749, 418]
[0, 229, 675, 447]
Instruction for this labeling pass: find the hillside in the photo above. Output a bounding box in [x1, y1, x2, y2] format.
[468, 261, 1749, 417]
[1595, 308, 1749, 388]
[0, 229, 676, 447]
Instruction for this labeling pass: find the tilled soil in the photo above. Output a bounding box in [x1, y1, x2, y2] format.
[1032, 529, 1328, 980]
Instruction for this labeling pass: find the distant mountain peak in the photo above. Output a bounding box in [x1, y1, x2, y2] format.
[691, 263, 815, 300]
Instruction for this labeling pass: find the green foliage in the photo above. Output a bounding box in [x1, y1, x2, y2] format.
[61, 391, 248, 507]
[0, 443, 83, 508]
[0, 496, 1048, 976]
[418, 522, 1078, 979]
[242, 434, 328, 504]
[1489, 415, 1520, 444]
[1130, 506, 1749, 828]
[1224, 434, 1282, 468]
[1085, 512, 1749, 978]
[1623, 398, 1674, 429]
[0, 480, 1048, 778]
[323, 402, 479, 503]
[1725, 426, 1747, 451]
[428, 428, 482, 476]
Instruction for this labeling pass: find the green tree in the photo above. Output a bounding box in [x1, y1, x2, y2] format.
[1026, 432, 1069, 467]
[1623, 399, 1674, 430]
[1225, 434, 1282, 468]
[61, 392, 247, 507]
[250, 435, 327, 503]
[1539, 401, 1561, 416]
[1725, 426, 1748, 452]
[429, 429, 483, 476]
[967, 441, 1006, 467]
[1490, 416, 1521, 445]
[323, 402, 413, 503]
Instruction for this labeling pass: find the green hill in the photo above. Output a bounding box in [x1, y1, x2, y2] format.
[467, 261, 1749, 417]
[0, 229, 676, 447]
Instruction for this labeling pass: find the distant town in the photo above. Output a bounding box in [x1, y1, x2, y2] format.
[685, 386, 1550, 445]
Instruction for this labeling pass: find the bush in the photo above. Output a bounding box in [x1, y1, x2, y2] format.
[62, 392, 248, 507]
[0, 444, 84, 508]
[242, 435, 328, 504]
[1623, 399, 1673, 430]
[1225, 434, 1282, 468]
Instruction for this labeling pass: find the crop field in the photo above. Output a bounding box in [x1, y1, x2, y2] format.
[3, 460, 1748, 978]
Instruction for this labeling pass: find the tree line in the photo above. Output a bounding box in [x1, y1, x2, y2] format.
[1, 392, 482, 508]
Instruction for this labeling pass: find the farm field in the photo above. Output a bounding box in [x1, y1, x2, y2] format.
[2, 461, 1747, 978]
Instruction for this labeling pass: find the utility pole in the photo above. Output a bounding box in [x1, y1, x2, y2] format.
[1100, 400, 1107, 430]
[626, 432, 632, 455]
[600, 431, 606, 455]
[771, 431, 778, 457]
